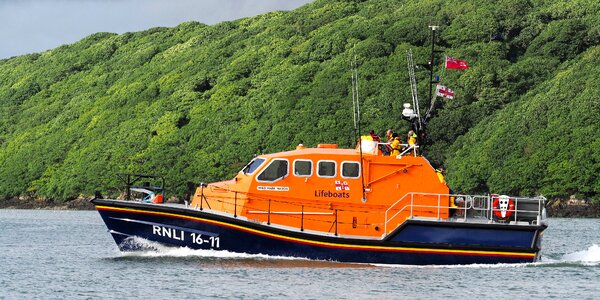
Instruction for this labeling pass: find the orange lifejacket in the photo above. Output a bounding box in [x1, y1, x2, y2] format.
[153, 194, 164, 204]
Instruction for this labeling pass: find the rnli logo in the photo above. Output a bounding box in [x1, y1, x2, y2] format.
[335, 180, 350, 191]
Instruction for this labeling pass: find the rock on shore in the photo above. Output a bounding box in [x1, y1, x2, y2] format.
[545, 198, 600, 218]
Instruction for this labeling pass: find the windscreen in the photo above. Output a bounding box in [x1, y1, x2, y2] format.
[242, 158, 265, 174]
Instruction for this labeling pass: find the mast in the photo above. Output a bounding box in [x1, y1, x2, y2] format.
[427, 25, 439, 113]
[403, 26, 439, 145]
[406, 49, 421, 131]
[351, 46, 367, 203]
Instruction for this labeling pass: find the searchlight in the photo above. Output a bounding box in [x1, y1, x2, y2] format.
[402, 103, 416, 119]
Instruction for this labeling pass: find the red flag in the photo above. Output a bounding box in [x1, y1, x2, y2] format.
[445, 56, 469, 70]
[436, 84, 455, 99]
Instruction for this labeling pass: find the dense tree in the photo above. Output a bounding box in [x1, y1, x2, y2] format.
[0, 0, 599, 202]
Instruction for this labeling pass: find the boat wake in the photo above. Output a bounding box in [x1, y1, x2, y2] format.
[115, 237, 600, 268]
[377, 245, 600, 268]
[542, 244, 600, 266]
[118, 237, 300, 260]
[114, 237, 371, 267]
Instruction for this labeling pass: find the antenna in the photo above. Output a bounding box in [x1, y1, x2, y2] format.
[424, 25, 445, 122]
[406, 49, 421, 130]
[425, 25, 439, 122]
[352, 47, 360, 131]
[350, 50, 358, 133]
[350, 46, 367, 203]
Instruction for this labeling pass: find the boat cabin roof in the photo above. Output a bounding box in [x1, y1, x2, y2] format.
[259, 147, 359, 159]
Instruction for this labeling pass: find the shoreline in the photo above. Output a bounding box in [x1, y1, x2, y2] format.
[1, 197, 599, 217]
[0, 197, 95, 210]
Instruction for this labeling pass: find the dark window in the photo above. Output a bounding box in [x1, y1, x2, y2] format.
[257, 159, 288, 182]
[294, 160, 312, 176]
[317, 161, 336, 177]
[242, 158, 265, 175]
[341, 162, 360, 178]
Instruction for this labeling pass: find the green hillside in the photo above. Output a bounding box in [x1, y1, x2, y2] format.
[0, 0, 599, 202]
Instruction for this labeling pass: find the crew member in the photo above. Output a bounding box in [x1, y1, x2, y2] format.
[407, 130, 417, 146]
[390, 133, 402, 156]
[435, 167, 448, 187]
[383, 129, 394, 155]
[385, 129, 394, 142]
[369, 129, 380, 142]
[436, 167, 458, 216]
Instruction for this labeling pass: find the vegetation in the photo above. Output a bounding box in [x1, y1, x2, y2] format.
[0, 0, 599, 202]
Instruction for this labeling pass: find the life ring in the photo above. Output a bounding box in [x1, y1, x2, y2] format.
[492, 195, 515, 221]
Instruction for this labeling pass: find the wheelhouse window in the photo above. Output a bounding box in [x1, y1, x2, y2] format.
[256, 159, 289, 182]
[317, 161, 336, 178]
[242, 158, 265, 175]
[341, 162, 360, 178]
[294, 160, 312, 177]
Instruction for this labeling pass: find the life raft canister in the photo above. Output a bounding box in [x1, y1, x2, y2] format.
[492, 195, 515, 221]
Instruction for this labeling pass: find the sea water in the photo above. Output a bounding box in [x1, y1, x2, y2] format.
[1, 210, 599, 299]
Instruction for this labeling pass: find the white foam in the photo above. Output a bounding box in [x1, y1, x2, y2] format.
[561, 244, 600, 265]
[118, 237, 600, 267]
[376, 246, 600, 268]
[119, 237, 306, 260]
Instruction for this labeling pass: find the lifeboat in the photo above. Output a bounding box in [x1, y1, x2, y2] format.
[91, 26, 547, 265]
[91, 141, 547, 265]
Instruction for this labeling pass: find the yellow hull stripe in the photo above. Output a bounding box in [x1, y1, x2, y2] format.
[96, 205, 536, 258]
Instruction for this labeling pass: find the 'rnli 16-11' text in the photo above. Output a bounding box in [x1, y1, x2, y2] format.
[152, 225, 220, 248]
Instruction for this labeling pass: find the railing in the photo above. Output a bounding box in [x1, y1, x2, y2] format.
[488, 195, 548, 225]
[398, 144, 419, 157]
[384, 192, 468, 234]
[359, 140, 419, 157]
[195, 188, 351, 236]
[376, 142, 419, 157]
[383, 192, 547, 236]
[192, 187, 547, 239]
[116, 173, 165, 202]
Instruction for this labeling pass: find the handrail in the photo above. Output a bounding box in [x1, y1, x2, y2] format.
[367, 164, 417, 186]
[488, 195, 547, 224]
[371, 142, 419, 157]
[196, 192, 358, 235]
[384, 192, 547, 236]
[384, 192, 412, 234]
[398, 145, 419, 157]
[191, 189, 545, 239]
